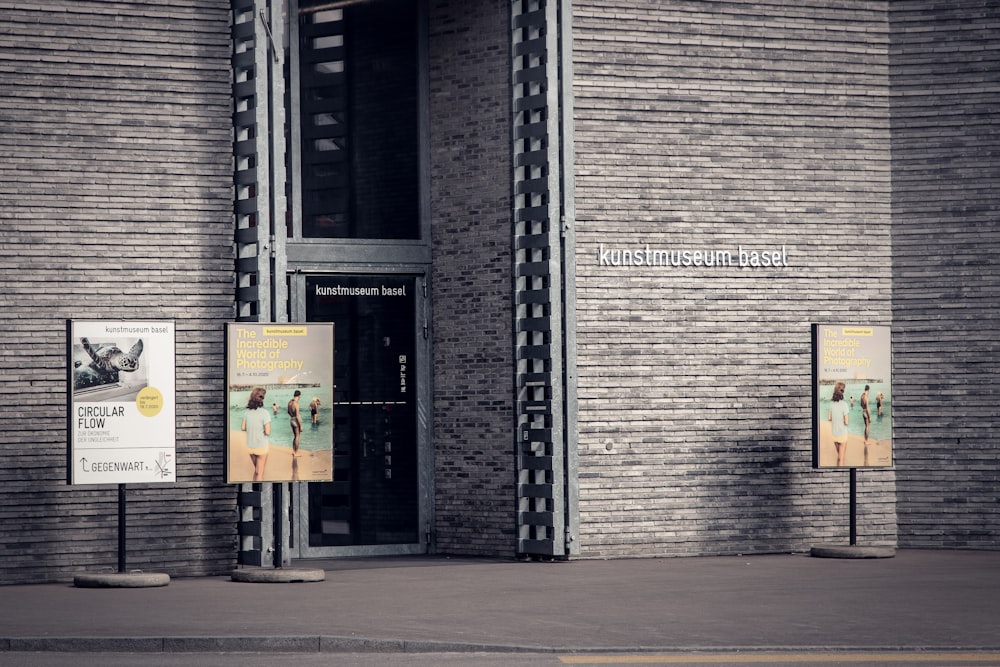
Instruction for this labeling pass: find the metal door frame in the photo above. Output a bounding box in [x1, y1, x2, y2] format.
[288, 268, 433, 558]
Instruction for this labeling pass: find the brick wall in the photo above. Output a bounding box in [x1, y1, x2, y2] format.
[890, 2, 1000, 549]
[571, 1, 897, 557]
[0, 1, 235, 583]
[428, 0, 517, 556]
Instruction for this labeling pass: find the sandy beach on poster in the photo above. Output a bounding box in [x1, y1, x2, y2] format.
[817, 420, 891, 467]
[228, 430, 333, 483]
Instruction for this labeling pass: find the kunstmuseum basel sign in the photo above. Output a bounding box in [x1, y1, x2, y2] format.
[598, 244, 788, 269]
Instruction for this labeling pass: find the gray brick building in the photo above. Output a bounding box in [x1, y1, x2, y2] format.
[0, 0, 996, 584]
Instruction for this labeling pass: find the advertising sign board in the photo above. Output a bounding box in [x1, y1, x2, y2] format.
[226, 323, 335, 483]
[67, 320, 176, 485]
[812, 324, 892, 468]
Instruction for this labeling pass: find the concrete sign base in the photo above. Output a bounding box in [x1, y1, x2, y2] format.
[73, 572, 171, 588]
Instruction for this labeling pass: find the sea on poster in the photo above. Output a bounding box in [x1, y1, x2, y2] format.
[68, 320, 176, 485]
[812, 325, 892, 468]
[226, 323, 335, 483]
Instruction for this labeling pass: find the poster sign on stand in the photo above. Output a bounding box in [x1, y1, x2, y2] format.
[225, 323, 335, 484]
[812, 324, 892, 469]
[67, 320, 177, 485]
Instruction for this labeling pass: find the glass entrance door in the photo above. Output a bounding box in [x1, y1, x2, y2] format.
[294, 274, 427, 556]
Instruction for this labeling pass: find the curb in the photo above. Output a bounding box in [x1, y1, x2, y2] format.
[4, 637, 999, 655]
[0, 636, 547, 654]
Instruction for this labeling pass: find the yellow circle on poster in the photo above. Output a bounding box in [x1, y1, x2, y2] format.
[136, 386, 164, 417]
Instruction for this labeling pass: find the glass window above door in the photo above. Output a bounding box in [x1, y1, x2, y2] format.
[292, 0, 421, 240]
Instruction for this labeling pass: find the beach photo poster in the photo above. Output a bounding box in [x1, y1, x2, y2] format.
[226, 323, 335, 484]
[812, 324, 892, 469]
[67, 320, 176, 485]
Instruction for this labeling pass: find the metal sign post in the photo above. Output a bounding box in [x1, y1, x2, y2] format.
[118, 484, 127, 573]
[849, 469, 857, 546]
[273, 482, 283, 567]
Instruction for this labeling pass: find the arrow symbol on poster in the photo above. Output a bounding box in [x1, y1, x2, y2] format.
[80, 457, 89, 472]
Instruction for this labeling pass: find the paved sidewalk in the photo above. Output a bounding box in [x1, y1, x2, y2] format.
[1, 549, 998, 653]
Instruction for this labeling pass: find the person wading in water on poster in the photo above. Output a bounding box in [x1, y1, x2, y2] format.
[860, 385, 871, 441]
[309, 396, 321, 425]
[288, 389, 303, 457]
[860, 384, 872, 464]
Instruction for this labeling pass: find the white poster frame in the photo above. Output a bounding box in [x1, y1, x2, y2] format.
[67, 320, 177, 485]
